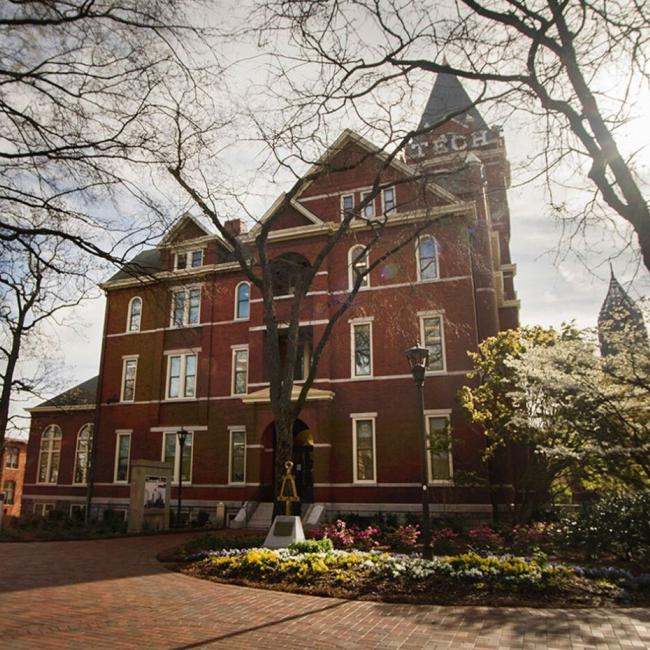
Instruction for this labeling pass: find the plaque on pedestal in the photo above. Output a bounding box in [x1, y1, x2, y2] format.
[263, 515, 305, 549]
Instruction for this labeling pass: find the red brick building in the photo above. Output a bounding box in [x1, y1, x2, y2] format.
[23, 74, 519, 525]
[2, 439, 27, 517]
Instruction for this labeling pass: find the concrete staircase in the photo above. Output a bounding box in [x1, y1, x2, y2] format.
[302, 503, 326, 529]
[247, 502, 274, 530]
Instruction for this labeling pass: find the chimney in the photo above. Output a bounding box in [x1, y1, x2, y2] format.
[224, 219, 241, 237]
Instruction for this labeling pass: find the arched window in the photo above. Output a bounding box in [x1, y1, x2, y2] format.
[417, 236, 439, 280]
[73, 423, 94, 485]
[235, 282, 250, 320]
[270, 252, 310, 296]
[38, 425, 62, 484]
[348, 245, 369, 290]
[127, 297, 142, 332]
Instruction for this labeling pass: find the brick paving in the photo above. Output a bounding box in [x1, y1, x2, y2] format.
[0, 532, 649, 649]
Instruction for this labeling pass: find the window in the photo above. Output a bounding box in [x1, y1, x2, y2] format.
[70, 503, 86, 521]
[348, 245, 369, 290]
[352, 416, 376, 483]
[174, 249, 203, 270]
[171, 287, 201, 327]
[162, 431, 193, 483]
[73, 423, 94, 485]
[166, 352, 197, 399]
[420, 314, 445, 372]
[121, 357, 137, 402]
[114, 432, 131, 483]
[270, 252, 310, 296]
[235, 282, 250, 320]
[294, 342, 311, 381]
[341, 193, 354, 219]
[361, 191, 375, 219]
[231, 347, 249, 395]
[3, 480, 15, 505]
[417, 236, 439, 280]
[33, 502, 54, 517]
[351, 321, 372, 377]
[382, 187, 396, 214]
[37, 424, 61, 484]
[427, 415, 453, 483]
[5, 446, 18, 469]
[127, 297, 142, 332]
[229, 428, 246, 483]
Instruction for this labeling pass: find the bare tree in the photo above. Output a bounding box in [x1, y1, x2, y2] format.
[0, 0, 225, 269]
[0, 235, 95, 450]
[167, 112, 479, 506]
[255, 0, 650, 272]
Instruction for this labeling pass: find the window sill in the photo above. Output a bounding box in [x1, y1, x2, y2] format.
[164, 397, 198, 402]
[428, 480, 454, 486]
[353, 480, 377, 485]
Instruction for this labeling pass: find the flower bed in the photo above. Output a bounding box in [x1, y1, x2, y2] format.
[177, 542, 650, 607]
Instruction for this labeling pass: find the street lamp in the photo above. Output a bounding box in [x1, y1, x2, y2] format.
[176, 428, 189, 527]
[405, 344, 432, 560]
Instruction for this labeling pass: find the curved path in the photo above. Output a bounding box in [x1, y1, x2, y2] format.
[0, 532, 648, 649]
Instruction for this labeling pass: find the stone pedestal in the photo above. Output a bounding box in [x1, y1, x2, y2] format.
[128, 459, 172, 533]
[263, 515, 305, 549]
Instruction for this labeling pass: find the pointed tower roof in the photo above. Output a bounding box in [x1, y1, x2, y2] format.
[598, 268, 648, 356]
[418, 72, 488, 131]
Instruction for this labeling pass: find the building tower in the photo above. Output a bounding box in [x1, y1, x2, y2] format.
[598, 268, 648, 356]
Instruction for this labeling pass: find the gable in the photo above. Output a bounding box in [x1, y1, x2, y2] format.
[161, 213, 213, 246]
[298, 136, 459, 209]
[268, 204, 318, 231]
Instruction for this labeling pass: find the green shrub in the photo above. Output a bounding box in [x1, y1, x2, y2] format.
[555, 491, 650, 561]
[288, 537, 334, 554]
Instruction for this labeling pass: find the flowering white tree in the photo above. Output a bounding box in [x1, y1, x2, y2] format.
[462, 320, 650, 522]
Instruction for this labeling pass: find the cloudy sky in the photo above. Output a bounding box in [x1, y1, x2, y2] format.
[12, 3, 650, 427]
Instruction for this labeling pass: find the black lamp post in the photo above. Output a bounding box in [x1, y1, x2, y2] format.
[176, 428, 189, 527]
[405, 344, 432, 560]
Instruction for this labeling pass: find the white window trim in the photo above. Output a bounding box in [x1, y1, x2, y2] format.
[352, 416, 377, 484]
[72, 423, 93, 486]
[340, 193, 355, 220]
[416, 235, 440, 281]
[174, 248, 204, 271]
[165, 352, 198, 401]
[113, 431, 132, 484]
[231, 346, 249, 396]
[361, 191, 376, 220]
[36, 425, 61, 485]
[160, 431, 194, 485]
[419, 313, 447, 374]
[228, 426, 247, 485]
[5, 446, 19, 469]
[424, 411, 454, 485]
[169, 285, 202, 327]
[381, 186, 396, 215]
[33, 502, 55, 516]
[350, 319, 374, 378]
[70, 503, 86, 517]
[348, 245, 370, 291]
[126, 296, 142, 332]
[120, 356, 138, 402]
[234, 281, 251, 321]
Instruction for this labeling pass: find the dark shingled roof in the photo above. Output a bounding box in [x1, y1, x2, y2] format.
[418, 72, 488, 131]
[38, 376, 98, 408]
[107, 248, 161, 282]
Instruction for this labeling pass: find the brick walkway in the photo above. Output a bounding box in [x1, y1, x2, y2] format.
[0, 532, 648, 649]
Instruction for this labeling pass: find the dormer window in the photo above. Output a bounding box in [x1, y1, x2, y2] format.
[174, 249, 203, 271]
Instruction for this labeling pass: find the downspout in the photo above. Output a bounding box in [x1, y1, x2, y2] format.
[85, 291, 110, 523]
